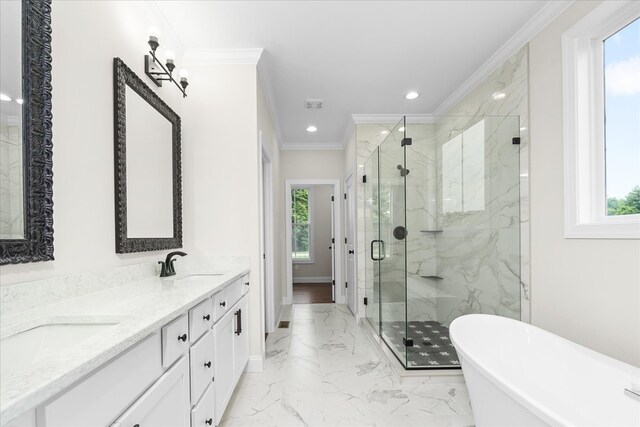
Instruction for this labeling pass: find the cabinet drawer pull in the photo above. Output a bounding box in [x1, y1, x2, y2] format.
[220, 301, 226, 307]
[206, 418, 213, 425]
[235, 309, 242, 335]
[203, 314, 211, 321]
[204, 361, 212, 368]
[245, 282, 249, 286]
[178, 333, 187, 342]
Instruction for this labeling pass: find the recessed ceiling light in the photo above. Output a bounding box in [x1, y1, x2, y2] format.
[492, 92, 506, 100]
[398, 126, 405, 132]
[380, 130, 389, 135]
[0, 93, 11, 102]
[306, 125, 317, 133]
[358, 164, 364, 168]
[405, 91, 419, 100]
[16, 98, 24, 105]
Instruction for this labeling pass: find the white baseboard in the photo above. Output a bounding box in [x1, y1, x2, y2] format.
[292, 276, 332, 284]
[244, 355, 264, 373]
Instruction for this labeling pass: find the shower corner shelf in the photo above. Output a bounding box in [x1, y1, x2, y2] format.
[420, 275, 444, 280]
[420, 229, 443, 233]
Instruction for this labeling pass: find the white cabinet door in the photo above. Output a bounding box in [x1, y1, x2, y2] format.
[233, 296, 249, 380]
[212, 310, 235, 425]
[111, 356, 190, 427]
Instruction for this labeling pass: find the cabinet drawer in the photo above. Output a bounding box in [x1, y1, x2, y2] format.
[189, 330, 214, 403]
[189, 298, 214, 342]
[241, 274, 250, 295]
[212, 289, 227, 322]
[226, 279, 243, 309]
[38, 333, 163, 427]
[162, 314, 189, 368]
[111, 356, 190, 427]
[191, 384, 215, 427]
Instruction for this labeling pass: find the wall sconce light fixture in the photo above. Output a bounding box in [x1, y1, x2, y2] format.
[144, 28, 189, 97]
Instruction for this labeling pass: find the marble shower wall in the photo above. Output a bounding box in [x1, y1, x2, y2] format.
[0, 117, 24, 239]
[433, 46, 529, 326]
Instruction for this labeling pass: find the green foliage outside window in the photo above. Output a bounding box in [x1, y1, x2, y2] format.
[607, 186, 640, 216]
[292, 188, 310, 259]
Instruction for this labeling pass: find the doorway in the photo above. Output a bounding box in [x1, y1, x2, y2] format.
[285, 179, 343, 305]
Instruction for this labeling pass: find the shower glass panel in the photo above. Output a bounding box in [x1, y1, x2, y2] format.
[364, 148, 380, 332]
[378, 119, 408, 366]
[364, 115, 521, 370]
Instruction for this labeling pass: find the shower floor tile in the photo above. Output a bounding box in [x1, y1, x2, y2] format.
[382, 320, 461, 368]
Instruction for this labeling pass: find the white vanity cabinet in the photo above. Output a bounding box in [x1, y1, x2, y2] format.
[18, 273, 251, 427]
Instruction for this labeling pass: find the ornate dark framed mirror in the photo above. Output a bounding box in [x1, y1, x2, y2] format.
[113, 58, 183, 253]
[0, 0, 54, 265]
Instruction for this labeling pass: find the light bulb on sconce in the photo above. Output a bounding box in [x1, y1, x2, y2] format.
[147, 26, 160, 52]
[165, 50, 175, 73]
[143, 30, 189, 97]
[179, 69, 189, 90]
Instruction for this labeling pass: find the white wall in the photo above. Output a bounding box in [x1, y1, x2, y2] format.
[0, 1, 186, 285]
[182, 62, 265, 360]
[529, 0, 640, 367]
[293, 185, 333, 282]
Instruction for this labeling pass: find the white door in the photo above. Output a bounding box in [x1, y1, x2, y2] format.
[111, 356, 190, 427]
[213, 310, 235, 425]
[330, 193, 335, 302]
[345, 175, 356, 315]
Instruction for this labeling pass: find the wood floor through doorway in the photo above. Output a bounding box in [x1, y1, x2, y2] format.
[292, 283, 333, 304]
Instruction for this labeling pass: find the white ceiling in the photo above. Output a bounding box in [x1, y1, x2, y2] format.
[155, 1, 551, 148]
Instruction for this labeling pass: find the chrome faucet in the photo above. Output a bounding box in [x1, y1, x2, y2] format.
[159, 251, 187, 277]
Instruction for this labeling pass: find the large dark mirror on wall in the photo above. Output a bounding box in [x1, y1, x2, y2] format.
[0, 0, 54, 265]
[113, 58, 183, 253]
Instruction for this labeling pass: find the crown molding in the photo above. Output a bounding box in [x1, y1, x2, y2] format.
[433, 0, 574, 117]
[257, 54, 285, 149]
[341, 117, 355, 149]
[351, 114, 435, 124]
[281, 142, 345, 151]
[182, 48, 264, 66]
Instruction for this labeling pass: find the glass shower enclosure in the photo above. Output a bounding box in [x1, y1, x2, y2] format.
[364, 115, 522, 369]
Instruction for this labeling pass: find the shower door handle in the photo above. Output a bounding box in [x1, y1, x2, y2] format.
[370, 240, 385, 261]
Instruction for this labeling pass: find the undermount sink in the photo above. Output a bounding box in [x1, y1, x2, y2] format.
[175, 273, 224, 280]
[0, 323, 118, 376]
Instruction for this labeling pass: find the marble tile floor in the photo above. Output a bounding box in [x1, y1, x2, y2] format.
[220, 304, 474, 427]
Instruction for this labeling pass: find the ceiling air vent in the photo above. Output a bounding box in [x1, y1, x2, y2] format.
[305, 99, 323, 109]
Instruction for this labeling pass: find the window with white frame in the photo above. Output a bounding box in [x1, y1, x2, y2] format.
[291, 187, 314, 262]
[562, 1, 640, 238]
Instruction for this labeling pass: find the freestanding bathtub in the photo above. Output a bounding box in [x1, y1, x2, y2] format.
[450, 314, 640, 427]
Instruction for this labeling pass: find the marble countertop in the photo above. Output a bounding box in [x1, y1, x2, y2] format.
[0, 265, 249, 425]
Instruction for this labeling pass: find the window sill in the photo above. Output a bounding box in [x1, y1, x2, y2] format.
[565, 216, 640, 239]
[292, 259, 315, 264]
